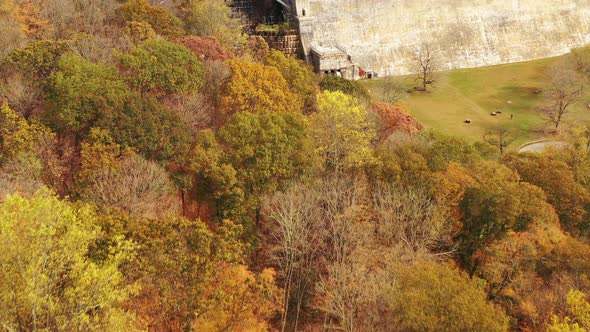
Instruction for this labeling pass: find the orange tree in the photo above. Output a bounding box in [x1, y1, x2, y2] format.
[502, 153, 590, 235]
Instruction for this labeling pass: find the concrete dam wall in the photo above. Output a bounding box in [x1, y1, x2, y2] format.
[290, 0, 590, 76]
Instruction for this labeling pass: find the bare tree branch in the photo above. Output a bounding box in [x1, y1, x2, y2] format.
[412, 43, 439, 91]
[483, 127, 515, 156]
[381, 76, 406, 104]
[537, 61, 586, 129]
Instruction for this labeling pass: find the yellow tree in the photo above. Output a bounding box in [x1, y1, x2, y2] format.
[0, 104, 56, 197]
[219, 60, 302, 119]
[101, 212, 281, 331]
[14, 0, 46, 38]
[548, 290, 590, 331]
[192, 266, 281, 331]
[76, 127, 128, 187]
[392, 261, 509, 332]
[309, 91, 378, 174]
[118, 0, 183, 38]
[177, 0, 244, 48]
[0, 104, 47, 164]
[0, 190, 139, 331]
[556, 123, 590, 188]
[264, 49, 318, 112]
[503, 153, 590, 235]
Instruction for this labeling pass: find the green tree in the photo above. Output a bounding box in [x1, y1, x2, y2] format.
[420, 130, 482, 171]
[177, 0, 244, 48]
[43, 54, 129, 136]
[309, 91, 378, 173]
[1, 41, 68, 118]
[319, 75, 370, 102]
[118, 39, 204, 96]
[391, 261, 509, 332]
[1, 40, 69, 81]
[219, 59, 302, 118]
[96, 94, 192, 162]
[118, 0, 183, 38]
[219, 111, 309, 223]
[0, 104, 48, 164]
[374, 133, 432, 188]
[0, 189, 139, 331]
[457, 161, 555, 274]
[189, 129, 244, 220]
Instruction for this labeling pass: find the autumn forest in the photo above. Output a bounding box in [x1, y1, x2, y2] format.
[1, 0, 590, 331]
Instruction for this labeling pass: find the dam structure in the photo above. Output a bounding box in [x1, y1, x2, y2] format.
[276, 0, 590, 77]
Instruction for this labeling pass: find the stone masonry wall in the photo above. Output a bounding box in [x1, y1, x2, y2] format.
[257, 31, 302, 58]
[292, 0, 590, 75]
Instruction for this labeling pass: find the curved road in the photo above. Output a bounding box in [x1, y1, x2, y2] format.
[518, 141, 566, 153]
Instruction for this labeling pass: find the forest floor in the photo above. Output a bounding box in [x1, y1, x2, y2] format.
[360, 56, 590, 148]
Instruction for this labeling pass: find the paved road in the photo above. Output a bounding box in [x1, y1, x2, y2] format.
[518, 141, 566, 153]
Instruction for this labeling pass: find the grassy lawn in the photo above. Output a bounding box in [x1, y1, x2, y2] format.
[360, 57, 590, 148]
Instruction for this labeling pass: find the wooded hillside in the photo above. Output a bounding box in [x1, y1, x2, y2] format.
[1, 1, 590, 331]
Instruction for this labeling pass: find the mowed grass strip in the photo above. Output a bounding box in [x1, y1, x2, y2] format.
[360, 56, 590, 148]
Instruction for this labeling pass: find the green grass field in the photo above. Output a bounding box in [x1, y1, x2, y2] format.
[360, 57, 590, 148]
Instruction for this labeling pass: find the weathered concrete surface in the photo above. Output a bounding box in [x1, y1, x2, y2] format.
[291, 0, 590, 75]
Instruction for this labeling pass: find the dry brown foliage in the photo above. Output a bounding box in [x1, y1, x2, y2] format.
[370, 102, 423, 140]
[176, 36, 234, 61]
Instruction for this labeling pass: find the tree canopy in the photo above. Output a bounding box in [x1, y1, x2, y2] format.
[118, 39, 204, 96]
[0, 190, 137, 331]
[392, 261, 509, 332]
[310, 90, 378, 173]
[43, 54, 129, 135]
[219, 60, 302, 118]
[118, 0, 183, 38]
